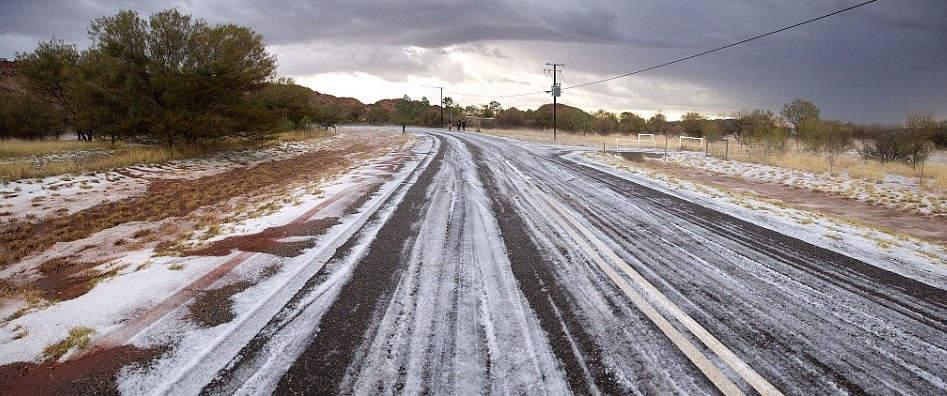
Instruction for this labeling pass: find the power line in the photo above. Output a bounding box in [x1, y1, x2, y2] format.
[443, 89, 546, 99]
[558, 0, 730, 67]
[443, 0, 879, 99]
[563, 0, 878, 91]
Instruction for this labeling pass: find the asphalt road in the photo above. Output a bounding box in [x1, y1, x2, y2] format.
[203, 130, 947, 395]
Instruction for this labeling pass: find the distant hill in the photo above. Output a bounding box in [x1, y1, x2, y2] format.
[0, 60, 26, 96]
[311, 91, 365, 108]
[535, 103, 585, 115]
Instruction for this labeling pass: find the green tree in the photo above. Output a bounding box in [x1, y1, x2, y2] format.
[365, 104, 390, 124]
[781, 98, 820, 134]
[497, 107, 525, 127]
[259, 78, 315, 129]
[901, 112, 936, 170]
[566, 111, 594, 134]
[680, 112, 706, 137]
[593, 109, 618, 135]
[701, 119, 723, 141]
[737, 109, 787, 157]
[618, 112, 646, 135]
[15, 37, 79, 139]
[84, 8, 276, 151]
[647, 113, 668, 136]
[488, 101, 501, 116]
[0, 93, 66, 139]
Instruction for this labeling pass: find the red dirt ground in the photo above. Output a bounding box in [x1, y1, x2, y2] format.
[0, 345, 166, 395]
[625, 156, 947, 244]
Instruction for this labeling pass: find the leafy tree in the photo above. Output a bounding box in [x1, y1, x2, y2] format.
[0, 93, 66, 139]
[15, 37, 79, 138]
[618, 112, 646, 135]
[464, 105, 480, 117]
[313, 103, 341, 129]
[82, 8, 277, 151]
[365, 104, 389, 124]
[497, 107, 525, 127]
[781, 98, 820, 134]
[487, 101, 501, 116]
[647, 113, 668, 136]
[592, 109, 618, 135]
[565, 111, 594, 134]
[804, 120, 854, 173]
[934, 120, 947, 148]
[259, 78, 315, 129]
[701, 119, 723, 141]
[680, 112, 706, 137]
[735, 109, 787, 157]
[901, 112, 936, 170]
[858, 125, 903, 162]
[732, 109, 779, 147]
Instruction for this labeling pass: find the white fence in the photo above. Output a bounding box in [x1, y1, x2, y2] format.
[637, 133, 656, 149]
[679, 136, 704, 151]
[616, 134, 657, 149]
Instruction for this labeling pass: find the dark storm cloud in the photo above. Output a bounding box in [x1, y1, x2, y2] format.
[1, 0, 944, 122]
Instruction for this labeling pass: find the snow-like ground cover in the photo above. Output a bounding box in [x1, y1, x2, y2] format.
[0, 136, 425, 368]
[0, 137, 343, 223]
[578, 152, 947, 291]
[117, 136, 433, 395]
[653, 151, 947, 218]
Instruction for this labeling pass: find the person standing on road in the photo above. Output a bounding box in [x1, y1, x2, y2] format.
[402, 122, 406, 134]
[462, 120, 466, 131]
[456, 119, 462, 131]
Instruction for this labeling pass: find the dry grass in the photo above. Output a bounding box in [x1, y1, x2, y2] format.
[485, 128, 947, 191]
[0, 145, 199, 182]
[42, 326, 95, 361]
[0, 139, 114, 159]
[0, 130, 332, 182]
[0, 139, 392, 267]
[276, 128, 336, 142]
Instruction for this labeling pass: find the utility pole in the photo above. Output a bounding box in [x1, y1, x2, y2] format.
[423, 84, 445, 128]
[545, 63, 564, 141]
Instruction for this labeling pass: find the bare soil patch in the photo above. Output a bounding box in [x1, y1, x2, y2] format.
[0, 345, 166, 395]
[0, 141, 392, 267]
[188, 281, 255, 327]
[182, 181, 382, 258]
[624, 156, 947, 244]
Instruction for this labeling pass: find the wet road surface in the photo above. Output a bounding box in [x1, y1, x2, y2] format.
[200, 130, 947, 395]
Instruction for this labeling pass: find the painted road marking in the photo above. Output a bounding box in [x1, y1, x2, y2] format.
[505, 160, 783, 396]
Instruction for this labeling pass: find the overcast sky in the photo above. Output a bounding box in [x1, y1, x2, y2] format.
[1, 0, 944, 123]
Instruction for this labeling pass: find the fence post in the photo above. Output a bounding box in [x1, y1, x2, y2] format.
[705, 139, 709, 157]
[724, 140, 729, 160]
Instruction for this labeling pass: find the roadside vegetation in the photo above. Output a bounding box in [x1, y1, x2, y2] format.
[474, 98, 947, 192]
[0, 9, 347, 182]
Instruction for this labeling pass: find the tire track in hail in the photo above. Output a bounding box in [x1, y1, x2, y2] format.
[269, 135, 448, 394]
[460, 136, 624, 394]
[538, 149, 947, 394]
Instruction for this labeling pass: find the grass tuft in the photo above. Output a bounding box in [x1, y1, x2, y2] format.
[41, 326, 95, 361]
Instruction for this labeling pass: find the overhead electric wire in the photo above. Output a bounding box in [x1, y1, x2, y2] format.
[441, 0, 878, 100]
[556, 0, 709, 65]
[562, 0, 878, 91]
[443, 89, 548, 99]
[559, 0, 734, 67]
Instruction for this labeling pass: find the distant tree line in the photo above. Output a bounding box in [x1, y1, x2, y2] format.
[0, 9, 332, 152]
[3, 13, 944, 170]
